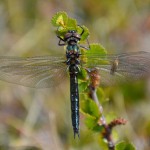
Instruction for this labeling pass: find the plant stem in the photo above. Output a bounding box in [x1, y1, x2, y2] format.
[89, 85, 115, 150]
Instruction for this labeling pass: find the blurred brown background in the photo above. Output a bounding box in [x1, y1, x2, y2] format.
[0, 0, 149, 150]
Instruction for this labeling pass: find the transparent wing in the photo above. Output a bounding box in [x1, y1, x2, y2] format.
[0, 55, 67, 88]
[82, 51, 150, 86]
[114, 51, 150, 79]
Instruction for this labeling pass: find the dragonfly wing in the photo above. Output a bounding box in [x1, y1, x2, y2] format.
[96, 68, 126, 86]
[83, 51, 150, 86]
[0, 56, 67, 88]
[115, 51, 150, 79]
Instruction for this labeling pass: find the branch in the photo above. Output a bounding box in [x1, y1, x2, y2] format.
[87, 68, 127, 150]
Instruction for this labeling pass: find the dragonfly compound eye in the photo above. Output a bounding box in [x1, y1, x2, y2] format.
[64, 31, 81, 41]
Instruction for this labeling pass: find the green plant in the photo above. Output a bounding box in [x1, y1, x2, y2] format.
[51, 11, 136, 150]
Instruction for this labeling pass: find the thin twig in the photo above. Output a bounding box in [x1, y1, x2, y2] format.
[89, 85, 115, 150]
[87, 68, 127, 150]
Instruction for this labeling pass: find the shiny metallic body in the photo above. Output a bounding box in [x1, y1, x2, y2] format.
[57, 29, 88, 137]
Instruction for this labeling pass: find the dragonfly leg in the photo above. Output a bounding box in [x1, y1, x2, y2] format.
[78, 25, 84, 36]
[77, 25, 90, 50]
[57, 36, 66, 46]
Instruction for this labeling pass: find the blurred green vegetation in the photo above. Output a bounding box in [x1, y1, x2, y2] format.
[0, 0, 149, 150]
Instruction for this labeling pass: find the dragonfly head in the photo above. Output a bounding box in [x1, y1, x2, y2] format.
[64, 30, 81, 44]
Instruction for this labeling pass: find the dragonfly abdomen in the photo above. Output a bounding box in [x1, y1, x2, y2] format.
[69, 65, 80, 138]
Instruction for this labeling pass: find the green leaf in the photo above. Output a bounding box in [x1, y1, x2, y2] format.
[51, 12, 77, 37]
[67, 17, 77, 30]
[51, 12, 90, 42]
[115, 141, 136, 150]
[77, 25, 90, 41]
[92, 124, 104, 132]
[83, 43, 109, 67]
[80, 99, 101, 118]
[82, 113, 103, 133]
[96, 87, 105, 103]
[79, 81, 89, 93]
[51, 12, 69, 37]
[78, 68, 88, 80]
[85, 115, 97, 129]
[87, 43, 107, 55]
[51, 11, 68, 27]
[80, 93, 89, 102]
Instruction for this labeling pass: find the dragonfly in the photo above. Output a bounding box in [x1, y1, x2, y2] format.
[0, 26, 150, 138]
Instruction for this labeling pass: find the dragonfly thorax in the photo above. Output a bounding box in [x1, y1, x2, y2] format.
[67, 45, 79, 53]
